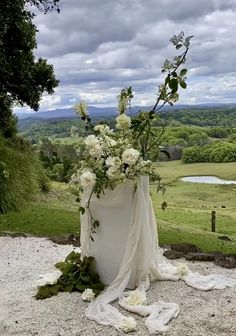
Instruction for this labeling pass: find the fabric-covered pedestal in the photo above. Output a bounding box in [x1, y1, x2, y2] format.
[80, 176, 157, 289]
[80, 176, 236, 334]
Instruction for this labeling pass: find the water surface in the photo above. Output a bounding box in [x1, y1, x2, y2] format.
[181, 176, 236, 185]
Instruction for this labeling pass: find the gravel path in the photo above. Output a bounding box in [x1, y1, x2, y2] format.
[0, 237, 235, 336]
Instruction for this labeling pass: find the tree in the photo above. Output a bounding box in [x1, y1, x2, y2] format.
[28, 0, 60, 13]
[0, 0, 59, 137]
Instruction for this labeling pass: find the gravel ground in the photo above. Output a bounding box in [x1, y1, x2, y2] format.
[0, 236, 235, 336]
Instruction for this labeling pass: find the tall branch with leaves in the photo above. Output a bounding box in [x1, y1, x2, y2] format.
[70, 32, 193, 239]
[129, 32, 193, 159]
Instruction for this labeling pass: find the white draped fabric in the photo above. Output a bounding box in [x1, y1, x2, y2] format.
[80, 176, 236, 334]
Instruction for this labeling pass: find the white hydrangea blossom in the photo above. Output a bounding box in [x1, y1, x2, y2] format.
[84, 135, 100, 147]
[176, 263, 190, 277]
[123, 289, 147, 306]
[105, 156, 121, 167]
[88, 143, 103, 158]
[116, 114, 131, 130]
[119, 317, 137, 333]
[80, 171, 97, 188]
[122, 148, 140, 166]
[104, 135, 117, 147]
[81, 288, 95, 302]
[94, 124, 112, 135]
[106, 166, 120, 179]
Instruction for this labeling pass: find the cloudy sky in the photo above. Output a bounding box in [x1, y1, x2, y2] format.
[17, 0, 236, 112]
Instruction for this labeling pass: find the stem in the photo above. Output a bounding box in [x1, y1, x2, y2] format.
[142, 121, 151, 160]
[145, 125, 165, 154]
[151, 45, 189, 113]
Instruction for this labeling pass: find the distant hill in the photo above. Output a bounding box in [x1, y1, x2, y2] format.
[16, 103, 236, 121]
[17, 103, 236, 137]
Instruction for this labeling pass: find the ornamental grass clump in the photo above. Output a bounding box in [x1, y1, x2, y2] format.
[0, 135, 50, 213]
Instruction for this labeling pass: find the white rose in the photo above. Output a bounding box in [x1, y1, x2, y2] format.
[80, 171, 97, 188]
[81, 288, 95, 302]
[122, 148, 140, 166]
[119, 317, 137, 333]
[116, 114, 131, 130]
[84, 135, 99, 147]
[88, 143, 103, 158]
[106, 166, 119, 178]
[124, 289, 147, 306]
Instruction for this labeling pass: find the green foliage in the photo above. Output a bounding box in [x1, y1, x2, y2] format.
[0, 135, 49, 213]
[161, 126, 209, 146]
[28, 0, 60, 13]
[182, 141, 236, 163]
[35, 251, 105, 300]
[0, 0, 59, 137]
[38, 137, 80, 182]
[158, 108, 236, 127]
[19, 119, 91, 142]
[207, 127, 229, 138]
[228, 133, 236, 143]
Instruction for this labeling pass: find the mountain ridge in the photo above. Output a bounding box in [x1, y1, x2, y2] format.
[16, 103, 236, 121]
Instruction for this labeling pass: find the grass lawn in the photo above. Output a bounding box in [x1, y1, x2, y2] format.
[155, 160, 236, 183]
[151, 160, 236, 253]
[1, 161, 236, 253]
[0, 183, 80, 237]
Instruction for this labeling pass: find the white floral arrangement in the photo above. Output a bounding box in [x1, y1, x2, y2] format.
[69, 32, 193, 237]
[70, 111, 159, 191]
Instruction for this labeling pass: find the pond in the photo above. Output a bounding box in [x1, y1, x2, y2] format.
[181, 176, 236, 185]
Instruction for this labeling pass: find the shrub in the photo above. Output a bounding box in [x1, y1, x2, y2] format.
[182, 141, 236, 163]
[0, 135, 50, 213]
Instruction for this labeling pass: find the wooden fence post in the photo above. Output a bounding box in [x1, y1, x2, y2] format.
[211, 211, 216, 232]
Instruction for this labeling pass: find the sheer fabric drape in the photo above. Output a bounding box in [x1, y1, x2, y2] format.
[80, 176, 236, 334]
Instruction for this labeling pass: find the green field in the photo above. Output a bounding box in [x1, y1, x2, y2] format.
[155, 160, 236, 183]
[1, 161, 236, 253]
[151, 161, 236, 252]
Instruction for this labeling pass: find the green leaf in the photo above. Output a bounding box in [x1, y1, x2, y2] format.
[161, 201, 168, 211]
[80, 272, 91, 283]
[79, 206, 85, 215]
[179, 80, 187, 89]
[169, 78, 178, 93]
[180, 68, 187, 76]
[93, 220, 100, 228]
[176, 44, 182, 50]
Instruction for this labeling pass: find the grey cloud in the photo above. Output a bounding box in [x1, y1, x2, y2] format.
[20, 0, 236, 111]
